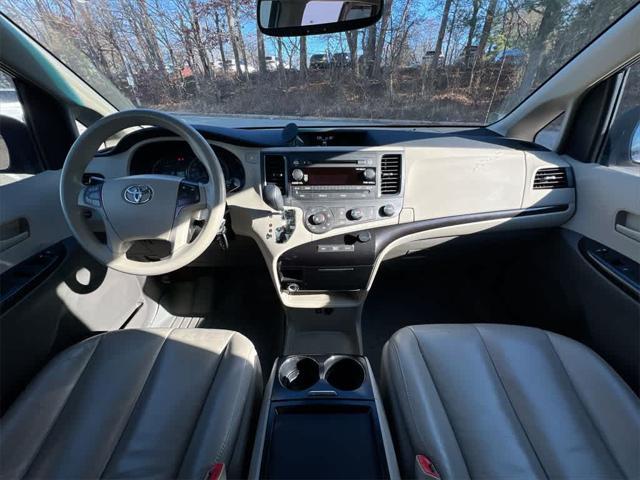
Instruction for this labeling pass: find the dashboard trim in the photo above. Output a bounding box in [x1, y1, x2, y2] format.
[372, 204, 570, 256]
[99, 124, 550, 154]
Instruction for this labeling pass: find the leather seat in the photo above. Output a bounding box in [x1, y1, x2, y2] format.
[381, 324, 639, 479]
[0, 328, 262, 479]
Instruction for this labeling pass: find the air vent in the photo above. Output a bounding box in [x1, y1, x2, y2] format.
[264, 154, 286, 192]
[533, 167, 569, 189]
[380, 154, 402, 195]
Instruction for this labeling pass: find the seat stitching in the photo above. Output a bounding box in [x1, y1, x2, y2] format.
[389, 339, 432, 458]
[22, 335, 103, 478]
[175, 331, 235, 477]
[96, 328, 173, 478]
[213, 337, 251, 464]
[472, 325, 549, 480]
[409, 326, 472, 478]
[544, 332, 627, 479]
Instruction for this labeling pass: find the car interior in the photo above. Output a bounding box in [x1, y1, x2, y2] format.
[0, 1, 638, 479]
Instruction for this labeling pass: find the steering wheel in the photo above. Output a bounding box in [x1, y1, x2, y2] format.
[60, 109, 226, 276]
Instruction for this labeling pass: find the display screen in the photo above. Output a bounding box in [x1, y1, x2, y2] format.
[302, 167, 368, 186]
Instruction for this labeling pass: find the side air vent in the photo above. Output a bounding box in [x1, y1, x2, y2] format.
[264, 154, 286, 192]
[533, 167, 569, 189]
[380, 154, 402, 195]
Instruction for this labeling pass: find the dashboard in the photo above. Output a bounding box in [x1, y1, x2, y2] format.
[129, 141, 245, 191]
[86, 122, 576, 309]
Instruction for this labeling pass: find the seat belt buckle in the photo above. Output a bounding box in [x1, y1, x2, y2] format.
[204, 463, 226, 480]
[415, 454, 441, 479]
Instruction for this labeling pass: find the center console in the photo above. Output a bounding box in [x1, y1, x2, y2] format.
[263, 150, 404, 292]
[249, 355, 400, 480]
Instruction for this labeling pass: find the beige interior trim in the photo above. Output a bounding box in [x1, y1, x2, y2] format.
[563, 158, 640, 262]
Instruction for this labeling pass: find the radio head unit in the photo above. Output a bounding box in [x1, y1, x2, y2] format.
[263, 150, 403, 234]
[288, 156, 378, 200]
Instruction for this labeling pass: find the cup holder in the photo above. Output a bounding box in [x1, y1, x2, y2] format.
[279, 356, 320, 391]
[324, 356, 365, 391]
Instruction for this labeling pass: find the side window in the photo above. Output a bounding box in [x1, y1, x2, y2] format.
[0, 72, 40, 186]
[0, 72, 24, 124]
[601, 61, 640, 166]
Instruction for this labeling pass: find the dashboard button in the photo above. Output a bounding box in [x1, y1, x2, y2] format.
[381, 204, 395, 217]
[291, 169, 304, 181]
[357, 232, 372, 243]
[310, 213, 327, 225]
[348, 208, 364, 221]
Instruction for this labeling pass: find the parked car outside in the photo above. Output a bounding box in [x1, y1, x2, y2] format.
[331, 52, 351, 68]
[423, 50, 445, 68]
[310, 53, 329, 69]
[494, 48, 527, 65]
[265, 56, 279, 72]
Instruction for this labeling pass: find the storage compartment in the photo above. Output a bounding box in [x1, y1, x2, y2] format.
[278, 231, 376, 292]
[280, 265, 373, 291]
[261, 403, 389, 480]
[325, 356, 365, 391]
[278, 356, 320, 391]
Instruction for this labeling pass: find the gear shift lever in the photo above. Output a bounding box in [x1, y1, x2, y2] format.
[263, 183, 284, 212]
[263, 184, 295, 243]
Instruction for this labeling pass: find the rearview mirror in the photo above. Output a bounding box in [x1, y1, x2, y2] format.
[258, 0, 382, 37]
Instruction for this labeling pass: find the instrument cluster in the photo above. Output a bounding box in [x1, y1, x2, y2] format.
[129, 141, 244, 191]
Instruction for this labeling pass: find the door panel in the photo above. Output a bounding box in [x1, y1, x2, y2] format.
[0, 170, 70, 274]
[0, 170, 145, 413]
[564, 159, 639, 263]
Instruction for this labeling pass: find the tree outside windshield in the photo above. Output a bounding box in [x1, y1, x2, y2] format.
[1, 0, 635, 125]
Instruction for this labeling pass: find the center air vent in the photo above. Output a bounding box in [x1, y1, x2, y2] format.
[264, 154, 286, 192]
[380, 154, 402, 195]
[533, 167, 569, 189]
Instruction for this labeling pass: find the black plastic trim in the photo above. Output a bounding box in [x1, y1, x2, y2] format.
[261, 355, 389, 480]
[0, 242, 67, 313]
[260, 400, 389, 479]
[559, 74, 621, 162]
[579, 236, 639, 301]
[278, 205, 569, 292]
[371, 204, 570, 256]
[102, 124, 548, 154]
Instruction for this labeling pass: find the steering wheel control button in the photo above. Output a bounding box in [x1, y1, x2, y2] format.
[84, 184, 103, 207]
[177, 182, 200, 207]
[381, 204, 396, 217]
[123, 184, 153, 205]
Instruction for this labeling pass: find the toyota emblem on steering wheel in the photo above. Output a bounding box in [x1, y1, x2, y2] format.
[123, 184, 153, 204]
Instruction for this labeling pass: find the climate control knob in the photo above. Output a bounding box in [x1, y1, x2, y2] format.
[310, 212, 327, 225]
[381, 204, 395, 217]
[291, 168, 304, 181]
[363, 168, 376, 181]
[347, 208, 364, 221]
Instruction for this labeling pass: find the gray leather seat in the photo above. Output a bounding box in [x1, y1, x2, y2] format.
[0, 328, 262, 479]
[381, 324, 639, 479]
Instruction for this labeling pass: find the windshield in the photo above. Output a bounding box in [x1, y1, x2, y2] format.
[1, 0, 636, 126]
